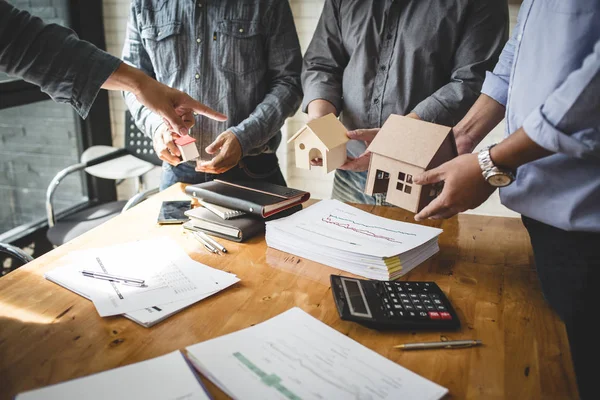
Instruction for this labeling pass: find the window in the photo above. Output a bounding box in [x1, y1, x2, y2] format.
[373, 170, 390, 193]
[397, 172, 413, 194]
[0, 0, 114, 243]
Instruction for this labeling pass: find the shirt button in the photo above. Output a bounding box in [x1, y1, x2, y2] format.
[195, 74, 200, 79]
[380, 66, 386, 71]
[239, 28, 244, 33]
[196, 38, 201, 43]
[197, 3, 202, 7]
[373, 98, 380, 104]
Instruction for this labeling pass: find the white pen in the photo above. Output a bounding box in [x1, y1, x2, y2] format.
[193, 232, 219, 254]
[81, 270, 145, 286]
[197, 231, 227, 253]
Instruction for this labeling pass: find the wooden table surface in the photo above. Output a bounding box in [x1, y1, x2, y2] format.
[0, 184, 578, 400]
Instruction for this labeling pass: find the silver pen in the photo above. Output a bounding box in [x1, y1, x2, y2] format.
[197, 231, 227, 253]
[394, 339, 482, 350]
[193, 232, 219, 254]
[81, 270, 145, 287]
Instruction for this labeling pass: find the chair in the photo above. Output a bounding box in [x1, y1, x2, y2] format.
[45, 112, 162, 247]
[0, 242, 34, 275]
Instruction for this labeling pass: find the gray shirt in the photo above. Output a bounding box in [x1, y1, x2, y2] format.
[0, 0, 121, 119]
[123, 0, 303, 159]
[302, 0, 508, 157]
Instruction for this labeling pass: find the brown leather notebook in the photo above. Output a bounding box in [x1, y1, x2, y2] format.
[185, 180, 310, 218]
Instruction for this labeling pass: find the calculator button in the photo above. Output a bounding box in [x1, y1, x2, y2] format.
[389, 293, 397, 299]
[422, 299, 432, 305]
[425, 305, 436, 311]
[392, 298, 399, 304]
[433, 299, 443, 305]
[399, 293, 408, 298]
[436, 305, 447, 311]
[404, 305, 415, 311]
[383, 298, 389, 304]
[409, 294, 418, 299]
[418, 311, 429, 319]
[408, 311, 417, 318]
[415, 305, 425, 311]
[385, 304, 392, 310]
[388, 310, 395, 318]
[401, 299, 411, 305]
[412, 299, 422, 305]
[430, 293, 441, 299]
[397, 311, 405, 318]
[393, 304, 403, 310]
[419, 294, 429, 299]
[428, 311, 441, 319]
[440, 312, 452, 320]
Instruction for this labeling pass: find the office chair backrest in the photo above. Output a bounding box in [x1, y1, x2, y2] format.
[125, 111, 162, 166]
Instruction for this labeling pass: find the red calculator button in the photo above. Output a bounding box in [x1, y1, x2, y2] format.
[440, 312, 452, 320]
[428, 311, 441, 320]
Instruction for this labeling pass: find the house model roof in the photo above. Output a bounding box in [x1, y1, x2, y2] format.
[367, 115, 452, 169]
[287, 113, 349, 150]
[174, 135, 196, 146]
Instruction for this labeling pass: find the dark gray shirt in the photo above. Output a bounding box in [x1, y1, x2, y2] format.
[303, 0, 508, 156]
[0, 0, 121, 118]
[123, 0, 303, 159]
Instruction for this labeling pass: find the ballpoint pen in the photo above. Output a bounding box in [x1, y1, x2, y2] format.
[81, 270, 146, 287]
[394, 339, 482, 350]
[197, 231, 227, 253]
[193, 232, 219, 254]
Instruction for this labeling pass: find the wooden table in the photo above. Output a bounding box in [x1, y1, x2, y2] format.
[0, 184, 578, 399]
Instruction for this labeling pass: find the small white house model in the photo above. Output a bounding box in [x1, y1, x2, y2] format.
[287, 113, 349, 173]
[174, 135, 200, 163]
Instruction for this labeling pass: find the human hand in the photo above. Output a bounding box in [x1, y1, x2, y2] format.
[413, 154, 495, 221]
[196, 131, 243, 174]
[153, 123, 187, 165]
[335, 128, 380, 171]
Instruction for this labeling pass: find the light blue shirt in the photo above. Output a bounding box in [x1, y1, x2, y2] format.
[482, 0, 600, 232]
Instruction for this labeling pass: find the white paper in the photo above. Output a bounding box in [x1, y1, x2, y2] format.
[16, 351, 211, 400]
[186, 307, 448, 400]
[267, 200, 442, 258]
[47, 237, 239, 318]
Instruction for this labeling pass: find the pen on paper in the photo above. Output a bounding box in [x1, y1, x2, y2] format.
[197, 231, 227, 253]
[81, 270, 146, 287]
[193, 232, 219, 254]
[394, 339, 482, 350]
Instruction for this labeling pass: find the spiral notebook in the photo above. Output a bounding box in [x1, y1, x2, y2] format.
[197, 199, 246, 220]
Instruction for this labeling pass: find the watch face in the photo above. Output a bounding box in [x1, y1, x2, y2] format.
[488, 173, 512, 187]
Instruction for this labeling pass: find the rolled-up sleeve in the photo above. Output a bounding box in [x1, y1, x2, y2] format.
[522, 38, 600, 159]
[0, 1, 121, 119]
[121, 2, 164, 139]
[412, 0, 509, 125]
[229, 0, 302, 156]
[301, 0, 348, 114]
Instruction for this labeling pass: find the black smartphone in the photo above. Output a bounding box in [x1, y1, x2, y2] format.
[157, 200, 192, 224]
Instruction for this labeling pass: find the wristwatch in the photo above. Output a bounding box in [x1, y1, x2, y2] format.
[477, 144, 515, 187]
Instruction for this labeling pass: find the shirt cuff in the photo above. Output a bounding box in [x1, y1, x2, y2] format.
[301, 87, 343, 114]
[72, 49, 122, 119]
[522, 106, 598, 159]
[481, 71, 509, 107]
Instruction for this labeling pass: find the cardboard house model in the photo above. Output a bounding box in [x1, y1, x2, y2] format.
[365, 115, 458, 213]
[174, 135, 200, 163]
[287, 113, 349, 173]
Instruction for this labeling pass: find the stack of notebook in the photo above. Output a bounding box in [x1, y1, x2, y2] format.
[265, 200, 443, 280]
[184, 180, 309, 242]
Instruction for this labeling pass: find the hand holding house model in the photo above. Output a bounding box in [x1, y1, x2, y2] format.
[364, 115, 458, 213]
[287, 113, 349, 173]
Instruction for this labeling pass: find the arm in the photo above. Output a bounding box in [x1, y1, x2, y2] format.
[226, 0, 303, 157]
[411, 0, 509, 126]
[301, 0, 348, 119]
[0, 0, 120, 119]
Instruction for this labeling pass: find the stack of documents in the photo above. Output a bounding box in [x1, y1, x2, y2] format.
[16, 351, 211, 400]
[185, 307, 448, 399]
[266, 200, 443, 280]
[45, 237, 239, 327]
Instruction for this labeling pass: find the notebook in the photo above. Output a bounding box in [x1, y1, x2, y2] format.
[184, 204, 302, 242]
[197, 199, 246, 219]
[185, 180, 310, 218]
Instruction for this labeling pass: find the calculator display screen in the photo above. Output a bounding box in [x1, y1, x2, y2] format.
[341, 278, 371, 318]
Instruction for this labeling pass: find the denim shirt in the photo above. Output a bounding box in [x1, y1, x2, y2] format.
[122, 0, 303, 159]
[481, 0, 600, 232]
[0, 1, 121, 118]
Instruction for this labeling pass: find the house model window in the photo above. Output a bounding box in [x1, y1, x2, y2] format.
[364, 115, 458, 213]
[287, 113, 349, 174]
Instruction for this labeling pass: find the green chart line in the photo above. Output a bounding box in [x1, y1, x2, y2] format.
[233, 352, 302, 400]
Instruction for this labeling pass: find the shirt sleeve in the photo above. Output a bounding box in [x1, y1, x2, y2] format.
[412, 0, 509, 126]
[0, 1, 121, 119]
[480, 1, 529, 107]
[229, 0, 303, 156]
[522, 38, 600, 159]
[121, 1, 164, 139]
[300, 0, 348, 114]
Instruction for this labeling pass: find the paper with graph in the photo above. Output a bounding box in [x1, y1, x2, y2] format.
[185, 307, 448, 400]
[265, 200, 442, 280]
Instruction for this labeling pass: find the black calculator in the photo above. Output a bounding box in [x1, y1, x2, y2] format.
[330, 275, 460, 330]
